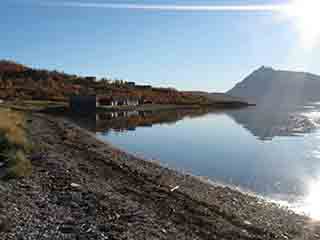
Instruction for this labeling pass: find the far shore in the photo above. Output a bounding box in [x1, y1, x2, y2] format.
[97, 101, 253, 113]
[0, 99, 254, 114]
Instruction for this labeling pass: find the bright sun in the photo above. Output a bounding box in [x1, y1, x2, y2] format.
[284, 0, 320, 49]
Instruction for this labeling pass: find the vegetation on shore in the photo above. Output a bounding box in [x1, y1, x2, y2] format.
[0, 60, 211, 105]
[0, 108, 32, 178]
[0, 60, 252, 107]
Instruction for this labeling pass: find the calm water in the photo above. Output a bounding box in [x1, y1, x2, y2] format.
[72, 105, 320, 218]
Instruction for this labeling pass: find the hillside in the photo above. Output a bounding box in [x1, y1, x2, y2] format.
[186, 91, 246, 102]
[0, 60, 29, 73]
[0, 60, 210, 105]
[227, 66, 320, 108]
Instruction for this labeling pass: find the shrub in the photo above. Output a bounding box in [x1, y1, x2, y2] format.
[0, 109, 31, 178]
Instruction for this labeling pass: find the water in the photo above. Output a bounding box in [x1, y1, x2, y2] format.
[70, 105, 320, 218]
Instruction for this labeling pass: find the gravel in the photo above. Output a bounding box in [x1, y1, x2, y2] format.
[0, 113, 319, 239]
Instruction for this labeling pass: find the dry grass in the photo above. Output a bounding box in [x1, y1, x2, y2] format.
[0, 109, 32, 178]
[0, 109, 28, 147]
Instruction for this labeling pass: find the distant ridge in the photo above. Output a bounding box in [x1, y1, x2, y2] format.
[0, 60, 29, 73]
[0, 60, 219, 105]
[227, 66, 320, 108]
[185, 91, 248, 103]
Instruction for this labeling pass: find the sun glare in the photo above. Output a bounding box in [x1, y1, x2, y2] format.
[284, 0, 320, 49]
[300, 178, 320, 219]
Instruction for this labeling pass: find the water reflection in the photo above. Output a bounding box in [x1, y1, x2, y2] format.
[68, 105, 319, 141]
[69, 108, 224, 134]
[227, 106, 318, 141]
[65, 105, 320, 219]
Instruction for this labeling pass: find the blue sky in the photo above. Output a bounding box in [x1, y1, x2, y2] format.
[1, 0, 320, 92]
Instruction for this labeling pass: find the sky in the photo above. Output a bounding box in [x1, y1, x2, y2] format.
[1, 0, 320, 92]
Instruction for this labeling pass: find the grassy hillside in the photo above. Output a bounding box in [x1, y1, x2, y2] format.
[0, 60, 211, 105]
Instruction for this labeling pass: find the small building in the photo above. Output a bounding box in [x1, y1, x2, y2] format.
[126, 82, 136, 87]
[84, 76, 97, 82]
[71, 95, 141, 113]
[99, 96, 140, 107]
[70, 95, 99, 114]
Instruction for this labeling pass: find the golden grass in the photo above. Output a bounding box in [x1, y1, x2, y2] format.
[0, 109, 32, 178]
[0, 109, 28, 147]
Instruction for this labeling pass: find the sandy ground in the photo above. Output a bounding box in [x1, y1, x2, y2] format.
[0, 113, 320, 239]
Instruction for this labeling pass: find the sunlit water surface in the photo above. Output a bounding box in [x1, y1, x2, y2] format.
[91, 107, 320, 219]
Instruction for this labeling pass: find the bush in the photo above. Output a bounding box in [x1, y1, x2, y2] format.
[0, 109, 31, 179]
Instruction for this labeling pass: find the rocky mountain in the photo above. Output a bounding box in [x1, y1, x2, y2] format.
[227, 66, 320, 108]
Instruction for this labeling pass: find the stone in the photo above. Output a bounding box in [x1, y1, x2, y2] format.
[60, 224, 75, 234]
[71, 183, 81, 189]
[64, 216, 76, 225]
[98, 224, 112, 232]
[70, 201, 80, 208]
[0, 218, 9, 232]
[244, 220, 252, 226]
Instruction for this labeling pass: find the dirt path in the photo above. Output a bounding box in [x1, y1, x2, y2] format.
[0, 113, 320, 239]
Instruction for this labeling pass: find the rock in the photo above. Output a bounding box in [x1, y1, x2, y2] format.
[170, 186, 180, 192]
[0, 184, 6, 192]
[64, 217, 76, 225]
[17, 235, 25, 240]
[70, 201, 80, 208]
[60, 224, 76, 234]
[241, 229, 249, 235]
[98, 224, 112, 232]
[71, 183, 81, 189]
[0, 218, 10, 232]
[244, 220, 252, 226]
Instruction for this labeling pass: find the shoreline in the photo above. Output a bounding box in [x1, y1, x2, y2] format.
[1, 112, 320, 239]
[97, 102, 253, 113]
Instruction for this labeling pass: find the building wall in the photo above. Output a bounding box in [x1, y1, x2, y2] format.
[98, 97, 140, 107]
[70, 96, 97, 114]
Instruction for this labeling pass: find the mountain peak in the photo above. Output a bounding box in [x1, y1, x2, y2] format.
[255, 66, 274, 73]
[227, 67, 320, 107]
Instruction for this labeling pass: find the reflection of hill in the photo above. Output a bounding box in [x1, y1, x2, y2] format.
[226, 66, 320, 140]
[227, 106, 316, 140]
[95, 108, 216, 134]
[65, 108, 224, 134]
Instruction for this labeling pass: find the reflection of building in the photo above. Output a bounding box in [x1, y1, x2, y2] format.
[73, 108, 212, 134]
[70, 95, 142, 113]
[127, 111, 139, 117]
